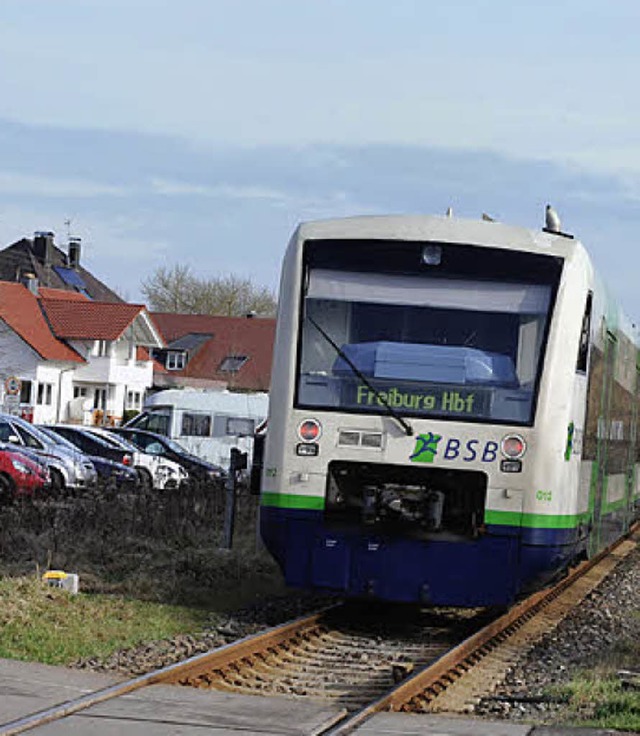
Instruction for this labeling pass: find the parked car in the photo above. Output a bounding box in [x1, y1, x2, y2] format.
[109, 428, 226, 484]
[0, 413, 97, 493]
[36, 426, 138, 493]
[0, 444, 50, 502]
[81, 426, 189, 491]
[40, 425, 139, 492]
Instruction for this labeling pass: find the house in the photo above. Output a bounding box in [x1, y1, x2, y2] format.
[0, 282, 164, 424]
[0, 231, 122, 302]
[150, 312, 276, 393]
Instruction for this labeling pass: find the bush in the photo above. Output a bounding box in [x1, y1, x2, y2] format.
[0, 479, 284, 606]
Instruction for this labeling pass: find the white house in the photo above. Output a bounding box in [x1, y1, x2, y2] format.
[0, 282, 164, 425]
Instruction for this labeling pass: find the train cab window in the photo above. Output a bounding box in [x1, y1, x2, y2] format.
[576, 293, 592, 373]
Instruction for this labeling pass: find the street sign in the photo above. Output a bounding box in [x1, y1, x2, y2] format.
[3, 394, 19, 415]
[4, 376, 21, 396]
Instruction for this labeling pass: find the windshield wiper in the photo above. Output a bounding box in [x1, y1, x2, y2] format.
[307, 316, 414, 437]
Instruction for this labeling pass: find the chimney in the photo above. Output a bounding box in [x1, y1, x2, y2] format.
[33, 231, 55, 267]
[68, 237, 81, 269]
[22, 272, 38, 295]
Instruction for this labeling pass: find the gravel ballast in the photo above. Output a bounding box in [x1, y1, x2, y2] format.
[72, 547, 640, 730]
[474, 546, 640, 726]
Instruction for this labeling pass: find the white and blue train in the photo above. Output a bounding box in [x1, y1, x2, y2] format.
[257, 212, 640, 606]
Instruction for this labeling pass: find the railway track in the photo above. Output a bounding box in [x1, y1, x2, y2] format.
[2, 527, 637, 736]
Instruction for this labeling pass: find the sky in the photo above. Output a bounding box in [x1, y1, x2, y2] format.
[1, 1, 640, 315]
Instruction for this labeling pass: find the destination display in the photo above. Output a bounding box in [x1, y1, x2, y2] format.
[343, 379, 491, 418]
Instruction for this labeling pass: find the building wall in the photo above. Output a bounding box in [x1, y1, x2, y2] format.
[66, 337, 155, 425]
[33, 362, 66, 424]
[0, 322, 41, 418]
[0, 325, 156, 426]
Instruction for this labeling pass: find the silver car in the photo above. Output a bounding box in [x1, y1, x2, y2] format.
[0, 413, 97, 492]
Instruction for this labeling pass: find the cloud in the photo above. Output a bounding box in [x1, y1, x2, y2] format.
[1, 118, 640, 318]
[0, 171, 129, 198]
[150, 178, 294, 202]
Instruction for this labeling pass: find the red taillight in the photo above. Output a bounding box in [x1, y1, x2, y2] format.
[298, 419, 321, 442]
[122, 454, 133, 466]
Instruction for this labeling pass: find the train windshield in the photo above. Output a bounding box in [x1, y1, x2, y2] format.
[296, 239, 562, 425]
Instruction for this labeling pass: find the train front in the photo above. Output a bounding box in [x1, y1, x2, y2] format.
[260, 216, 566, 606]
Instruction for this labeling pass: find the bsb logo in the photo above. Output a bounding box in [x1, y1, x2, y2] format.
[410, 432, 499, 464]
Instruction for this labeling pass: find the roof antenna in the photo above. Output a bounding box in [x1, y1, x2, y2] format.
[544, 204, 561, 233]
[64, 218, 73, 241]
[542, 204, 574, 239]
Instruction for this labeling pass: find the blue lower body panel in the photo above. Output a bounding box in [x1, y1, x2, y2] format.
[260, 507, 586, 607]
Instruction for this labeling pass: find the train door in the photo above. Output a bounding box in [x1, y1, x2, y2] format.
[626, 365, 640, 527]
[588, 329, 616, 556]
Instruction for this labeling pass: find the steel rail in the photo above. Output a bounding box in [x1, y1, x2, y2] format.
[0, 605, 338, 736]
[327, 522, 640, 735]
[2, 524, 637, 735]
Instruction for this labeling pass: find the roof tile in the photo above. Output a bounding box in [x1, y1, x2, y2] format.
[41, 299, 146, 340]
[151, 313, 276, 391]
[0, 282, 84, 362]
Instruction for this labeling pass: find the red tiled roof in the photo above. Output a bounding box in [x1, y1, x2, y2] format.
[0, 282, 84, 362]
[38, 287, 89, 301]
[151, 313, 276, 391]
[40, 299, 146, 340]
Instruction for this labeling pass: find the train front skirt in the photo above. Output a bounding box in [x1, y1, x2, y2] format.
[260, 506, 584, 607]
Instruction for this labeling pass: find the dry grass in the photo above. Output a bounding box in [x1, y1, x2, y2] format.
[0, 575, 213, 664]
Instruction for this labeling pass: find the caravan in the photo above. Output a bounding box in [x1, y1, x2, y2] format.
[124, 389, 269, 469]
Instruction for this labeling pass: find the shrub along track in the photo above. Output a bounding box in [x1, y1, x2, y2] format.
[2, 526, 637, 736]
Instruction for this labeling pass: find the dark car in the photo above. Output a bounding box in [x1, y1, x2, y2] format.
[37, 426, 138, 492]
[110, 428, 225, 484]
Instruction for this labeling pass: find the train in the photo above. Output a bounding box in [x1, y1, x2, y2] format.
[256, 211, 640, 607]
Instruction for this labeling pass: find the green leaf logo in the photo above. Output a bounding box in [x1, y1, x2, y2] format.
[410, 432, 442, 463]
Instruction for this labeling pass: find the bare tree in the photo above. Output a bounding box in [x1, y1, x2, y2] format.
[141, 266, 277, 316]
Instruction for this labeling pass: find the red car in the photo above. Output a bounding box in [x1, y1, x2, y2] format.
[0, 446, 50, 501]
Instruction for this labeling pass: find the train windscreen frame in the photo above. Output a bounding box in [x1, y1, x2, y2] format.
[295, 239, 563, 426]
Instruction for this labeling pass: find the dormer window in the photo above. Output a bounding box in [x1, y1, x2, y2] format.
[166, 351, 186, 370]
[219, 355, 248, 373]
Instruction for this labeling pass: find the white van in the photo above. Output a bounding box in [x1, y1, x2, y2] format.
[124, 389, 269, 469]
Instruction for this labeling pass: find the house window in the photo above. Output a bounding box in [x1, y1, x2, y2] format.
[19, 380, 32, 404]
[219, 355, 248, 373]
[36, 383, 53, 406]
[73, 386, 87, 398]
[126, 390, 142, 410]
[166, 351, 186, 370]
[94, 340, 110, 357]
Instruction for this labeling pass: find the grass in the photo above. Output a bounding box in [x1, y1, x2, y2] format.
[547, 631, 640, 732]
[0, 575, 214, 665]
[550, 672, 640, 732]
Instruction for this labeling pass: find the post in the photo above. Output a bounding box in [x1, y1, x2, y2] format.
[222, 448, 247, 549]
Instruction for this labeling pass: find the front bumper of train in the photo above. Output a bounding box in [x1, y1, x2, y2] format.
[260, 506, 584, 607]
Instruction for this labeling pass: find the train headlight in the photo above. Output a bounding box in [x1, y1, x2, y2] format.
[298, 419, 322, 442]
[500, 434, 526, 460]
[296, 443, 319, 457]
[422, 244, 442, 266]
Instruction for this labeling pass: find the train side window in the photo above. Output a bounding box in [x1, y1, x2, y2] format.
[576, 292, 592, 373]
